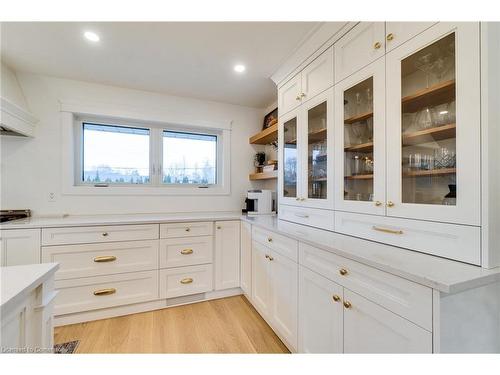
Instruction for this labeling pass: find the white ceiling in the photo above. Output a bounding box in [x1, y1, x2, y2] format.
[0, 22, 324, 108]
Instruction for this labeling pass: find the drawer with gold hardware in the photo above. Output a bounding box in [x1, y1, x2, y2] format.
[159, 236, 213, 269]
[299, 242, 433, 330]
[279, 205, 335, 231]
[42, 240, 159, 280]
[334, 211, 481, 265]
[53, 270, 159, 315]
[41, 224, 159, 246]
[252, 225, 298, 262]
[159, 264, 213, 299]
[160, 221, 213, 239]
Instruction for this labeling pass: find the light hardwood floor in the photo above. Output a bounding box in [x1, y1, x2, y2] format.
[54, 295, 290, 353]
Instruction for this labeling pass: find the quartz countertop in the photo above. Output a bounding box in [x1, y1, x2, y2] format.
[242, 215, 500, 294]
[1, 263, 59, 314]
[0, 211, 243, 229]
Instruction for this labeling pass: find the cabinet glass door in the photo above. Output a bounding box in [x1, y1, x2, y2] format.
[301, 88, 334, 209]
[282, 115, 299, 200]
[386, 23, 480, 225]
[335, 60, 385, 215]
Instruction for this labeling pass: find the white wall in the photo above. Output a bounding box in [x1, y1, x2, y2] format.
[0, 62, 30, 110]
[1, 72, 267, 215]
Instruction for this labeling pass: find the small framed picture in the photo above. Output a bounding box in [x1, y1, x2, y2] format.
[263, 108, 278, 130]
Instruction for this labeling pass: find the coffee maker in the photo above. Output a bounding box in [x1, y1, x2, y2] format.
[243, 190, 275, 215]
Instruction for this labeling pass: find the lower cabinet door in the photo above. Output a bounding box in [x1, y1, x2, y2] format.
[298, 266, 343, 353]
[214, 220, 240, 290]
[251, 241, 271, 318]
[269, 250, 298, 351]
[343, 289, 432, 353]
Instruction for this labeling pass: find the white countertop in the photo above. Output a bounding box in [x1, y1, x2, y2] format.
[1, 263, 59, 313]
[0, 211, 243, 229]
[242, 215, 500, 294]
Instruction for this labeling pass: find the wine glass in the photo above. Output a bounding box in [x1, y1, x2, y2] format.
[351, 121, 365, 144]
[416, 107, 433, 130]
[366, 87, 373, 112]
[355, 92, 363, 115]
[415, 52, 435, 88]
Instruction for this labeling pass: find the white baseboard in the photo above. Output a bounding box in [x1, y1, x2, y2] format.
[54, 287, 243, 327]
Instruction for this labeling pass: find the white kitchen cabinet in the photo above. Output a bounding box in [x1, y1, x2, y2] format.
[214, 220, 240, 290]
[278, 88, 334, 211]
[298, 266, 343, 353]
[386, 22, 481, 226]
[0, 229, 40, 266]
[278, 73, 302, 116]
[240, 221, 252, 297]
[342, 289, 432, 353]
[335, 22, 386, 83]
[300, 46, 334, 102]
[385, 22, 437, 52]
[268, 249, 298, 350]
[251, 241, 271, 317]
[334, 58, 386, 215]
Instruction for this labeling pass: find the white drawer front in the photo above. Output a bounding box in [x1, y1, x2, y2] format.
[42, 240, 159, 280]
[334, 211, 481, 265]
[252, 225, 298, 262]
[299, 242, 432, 330]
[42, 224, 159, 246]
[160, 264, 213, 299]
[279, 205, 335, 231]
[160, 236, 213, 269]
[160, 221, 213, 238]
[54, 270, 159, 315]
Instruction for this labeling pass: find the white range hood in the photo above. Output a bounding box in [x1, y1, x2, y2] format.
[0, 96, 38, 137]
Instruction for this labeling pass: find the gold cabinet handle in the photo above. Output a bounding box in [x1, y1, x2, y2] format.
[93, 255, 117, 263]
[387, 201, 395, 207]
[372, 226, 403, 235]
[216, 226, 222, 229]
[268, 255, 274, 261]
[180, 277, 193, 284]
[185, 227, 191, 232]
[374, 41, 382, 49]
[375, 201, 382, 207]
[386, 33, 394, 41]
[180, 248, 193, 255]
[93, 288, 116, 296]
[267, 237, 273, 243]
[102, 232, 109, 237]
[343, 301, 352, 309]
[295, 197, 300, 201]
[300, 92, 306, 98]
[296, 94, 301, 101]
[339, 268, 348, 276]
[332, 295, 341, 302]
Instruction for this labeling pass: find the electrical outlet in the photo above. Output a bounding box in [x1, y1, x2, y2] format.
[48, 192, 56, 202]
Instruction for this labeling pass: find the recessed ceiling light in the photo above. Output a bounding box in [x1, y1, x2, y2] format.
[84, 31, 100, 42]
[234, 64, 246, 73]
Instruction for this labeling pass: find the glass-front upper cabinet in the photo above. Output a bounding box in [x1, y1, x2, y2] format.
[301, 88, 334, 209]
[335, 59, 385, 215]
[386, 22, 480, 225]
[279, 110, 301, 205]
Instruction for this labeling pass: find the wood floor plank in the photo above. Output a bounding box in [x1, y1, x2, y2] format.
[54, 295, 289, 354]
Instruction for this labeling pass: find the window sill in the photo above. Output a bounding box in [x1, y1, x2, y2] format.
[62, 184, 230, 196]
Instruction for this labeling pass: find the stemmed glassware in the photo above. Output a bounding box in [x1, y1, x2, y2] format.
[415, 52, 435, 88]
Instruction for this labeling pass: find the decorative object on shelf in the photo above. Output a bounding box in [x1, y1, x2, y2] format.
[442, 184, 457, 206]
[434, 147, 456, 169]
[263, 108, 278, 130]
[254, 152, 266, 173]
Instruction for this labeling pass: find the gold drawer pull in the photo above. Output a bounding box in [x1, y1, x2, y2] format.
[343, 301, 352, 309]
[339, 268, 348, 276]
[180, 277, 193, 284]
[93, 255, 117, 263]
[372, 226, 403, 235]
[93, 288, 116, 296]
[185, 227, 191, 232]
[180, 248, 193, 255]
[332, 295, 341, 302]
[102, 232, 109, 237]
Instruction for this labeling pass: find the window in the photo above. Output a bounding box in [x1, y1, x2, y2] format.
[82, 123, 150, 184]
[162, 131, 217, 185]
[76, 119, 225, 192]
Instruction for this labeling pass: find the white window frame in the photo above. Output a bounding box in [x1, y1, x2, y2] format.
[61, 106, 231, 196]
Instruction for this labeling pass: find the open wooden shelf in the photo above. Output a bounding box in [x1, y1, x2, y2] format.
[402, 123, 456, 146]
[344, 111, 373, 125]
[308, 128, 327, 143]
[310, 177, 327, 182]
[249, 170, 278, 180]
[403, 168, 456, 178]
[402, 79, 455, 113]
[345, 174, 374, 180]
[344, 142, 374, 153]
[249, 123, 278, 145]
